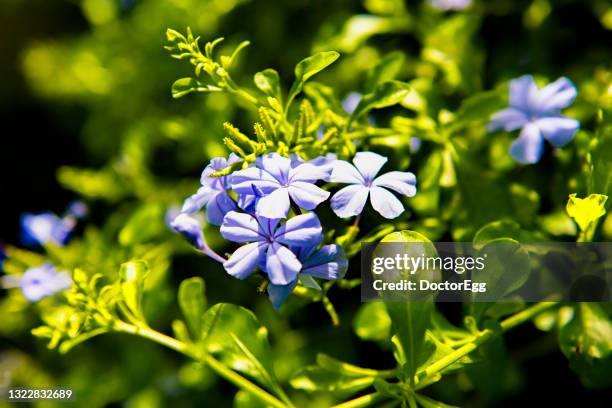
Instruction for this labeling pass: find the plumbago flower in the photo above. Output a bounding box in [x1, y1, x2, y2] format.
[330, 152, 417, 219]
[232, 153, 331, 219]
[220, 211, 323, 285]
[1, 263, 71, 302]
[181, 154, 240, 225]
[20, 201, 87, 247]
[267, 242, 348, 309]
[489, 75, 579, 164]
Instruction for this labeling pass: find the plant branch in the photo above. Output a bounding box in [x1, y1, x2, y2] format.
[113, 321, 289, 408]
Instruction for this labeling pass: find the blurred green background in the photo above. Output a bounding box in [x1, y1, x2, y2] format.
[0, 0, 611, 407]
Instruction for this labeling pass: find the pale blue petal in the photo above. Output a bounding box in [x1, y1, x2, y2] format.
[265, 242, 302, 285]
[206, 192, 238, 226]
[256, 187, 291, 219]
[535, 77, 577, 113]
[535, 116, 579, 147]
[267, 280, 298, 310]
[301, 244, 348, 280]
[220, 211, 265, 243]
[289, 162, 330, 183]
[373, 171, 417, 197]
[274, 212, 323, 248]
[353, 152, 388, 183]
[288, 182, 330, 211]
[223, 242, 268, 280]
[509, 75, 538, 111]
[171, 213, 206, 250]
[20, 213, 73, 246]
[255, 153, 292, 184]
[488, 108, 529, 132]
[342, 92, 362, 114]
[330, 160, 364, 184]
[309, 153, 337, 181]
[201, 157, 231, 190]
[181, 186, 214, 214]
[369, 186, 405, 219]
[509, 123, 544, 164]
[330, 184, 369, 218]
[232, 167, 280, 195]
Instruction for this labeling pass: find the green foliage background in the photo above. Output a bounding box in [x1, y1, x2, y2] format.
[0, 0, 611, 407]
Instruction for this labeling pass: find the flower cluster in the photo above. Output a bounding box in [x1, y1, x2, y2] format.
[172, 150, 417, 308]
[489, 75, 579, 164]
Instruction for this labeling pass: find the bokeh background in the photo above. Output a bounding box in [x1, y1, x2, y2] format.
[1, 0, 611, 406]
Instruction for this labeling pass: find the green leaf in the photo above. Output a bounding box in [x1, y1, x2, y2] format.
[119, 260, 150, 321]
[118, 203, 166, 246]
[353, 302, 391, 342]
[566, 193, 608, 232]
[415, 393, 460, 408]
[287, 51, 340, 110]
[201, 304, 278, 390]
[254, 69, 281, 101]
[560, 303, 612, 388]
[377, 230, 435, 383]
[365, 51, 405, 93]
[57, 166, 126, 202]
[471, 240, 530, 321]
[234, 390, 268, 408]
[455, 89, 506, 125]
[473, 220, 522, 250]
[178, 277, 207, 340]
[349, 80, 411, 124]
[171, 77, 222, 98]
[289, 366, 374, 396]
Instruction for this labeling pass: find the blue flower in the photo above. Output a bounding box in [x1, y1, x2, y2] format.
[0, 245, 6, 270]
[181, 154, 240, 225]
[220, 211, 323, 285]
[489, 75, 579, 164]
[232, 153, 330, 219]
[342, 92, 362, 114]
[330, 152, 417, 219]
[170, 213, 226, 263]
[429, 0, 472, 11]
[1, 263, 71, 302]
[20, 212, 75, 247]
[267, 243, 348, 309]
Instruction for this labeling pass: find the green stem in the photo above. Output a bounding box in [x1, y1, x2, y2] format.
[114, 321, 289, 408]
[416, 301, 559, 384]
[331, 392, 387, 408]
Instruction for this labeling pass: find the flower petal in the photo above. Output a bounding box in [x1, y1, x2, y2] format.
[223, 242, 268, 280]
[289, 162, 330, 183]
[535, 116, 579, 147]
[353, 151, 388, 183]
[369, 186, 405, 219]
[171, 213, 206, 250]
[274, 212, 323, 247]
[373, 171, 417, 197]
[288, 182, 330, 211]
[256, 187, 291, 219]
[488, 107, 529, 132]
[231, 167, 280, 195]
[206, 192, 238, 226]
[220, 211, 265, 243]
[330, 184, 369, 218]
[535, 77, 577, 113]
[330, 160, 365, 184]
[509, 123, 544, 164]
[267, 280, 298, 310]
[509, 75, 538, 111]
[255, 153, 292, 184]
[265, 242, 302, 285]
[181, 186, 213, 214]
[301, 244, 348, 280]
